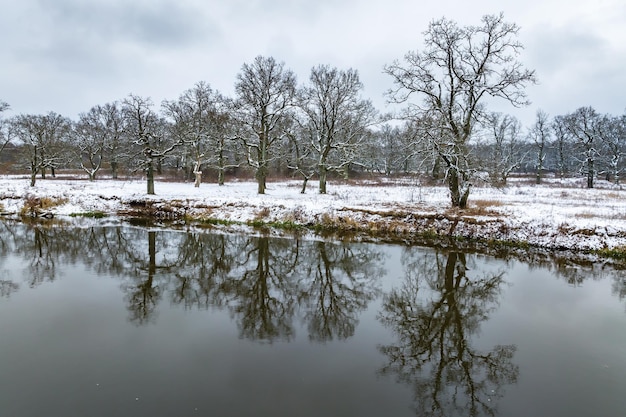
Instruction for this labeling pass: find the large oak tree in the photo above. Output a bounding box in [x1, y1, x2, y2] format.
[234, 56, 297, 194]
[385, 13, 536, 208]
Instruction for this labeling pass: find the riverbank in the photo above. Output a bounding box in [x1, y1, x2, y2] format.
[1, 175, 625, 258]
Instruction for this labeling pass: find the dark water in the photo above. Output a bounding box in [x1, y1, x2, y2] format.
[0, 221, 625, 417]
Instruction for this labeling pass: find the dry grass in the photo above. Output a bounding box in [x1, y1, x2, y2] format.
[574, 212, 597, 219]
[253, 206, 271, 220]
[458, 199, 505, 217]
[319, 213, 362, 231]
[282, 206, 307, 223]
[19, 195, 68, 217]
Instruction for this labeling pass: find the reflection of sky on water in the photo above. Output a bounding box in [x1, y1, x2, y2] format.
[0, 222, 624, 417]
[482, 262, 626, 417]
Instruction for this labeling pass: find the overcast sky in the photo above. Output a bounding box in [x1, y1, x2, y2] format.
[1, 0, 625, 126]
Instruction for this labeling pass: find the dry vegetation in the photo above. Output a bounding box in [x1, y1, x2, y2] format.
[19, 195, 68, 218]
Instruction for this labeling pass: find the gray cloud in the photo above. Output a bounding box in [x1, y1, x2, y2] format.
[39, 0, 217, 47]
[522, 23, 626, 117]
[8, 0, 219, 77]
[1, 0, 624, 122]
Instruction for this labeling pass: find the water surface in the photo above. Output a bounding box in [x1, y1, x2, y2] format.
[0, 221, 624, 416]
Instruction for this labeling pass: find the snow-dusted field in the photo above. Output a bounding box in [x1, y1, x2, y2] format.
[1, 175, 625, 253]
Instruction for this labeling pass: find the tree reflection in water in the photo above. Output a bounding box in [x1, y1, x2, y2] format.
[222, 236, 300, 342]
[5, 220, 624, 353]
[300, 240, 382, 342]
[0, 221, 19, 296]
[217, 237, 382, 343]
[0, 220, 82, 288]
[0, 221, 383, 341]
[613, 270, 626, 309]
[378, 250, 518, 417]
[168, 232, 238, 310]
[122, 231, 169, 325]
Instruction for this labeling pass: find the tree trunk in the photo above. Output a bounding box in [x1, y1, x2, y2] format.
[536, 146, 544, 184]
[218, 169, 225, 186]
[448, 168, 461, 207]
[256, 165, 267, 194]
[587, 157, 594, 189]
[459, 186, 470, 209]
[535, 158, 542, 184]
[448, 167, 470, 209]
[111, 161, 118, 179]
[193, 160, 202, 188]
[319, 166, 327, 194]
[30, 169, 36, 187]
[301, 177, 308, 194]
[146, 161, 155, 195]
[148, 231, 156, 277]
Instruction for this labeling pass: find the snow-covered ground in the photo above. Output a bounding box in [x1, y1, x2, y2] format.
[1, 175, 625, 253]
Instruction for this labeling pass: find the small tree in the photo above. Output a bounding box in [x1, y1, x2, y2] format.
[284, 119, 316, 193]
[385, 13, 536, 208]
[366, 123, 407, 176]
[100, 102, 126, 179]
[528, 110, 551, 184]
[480, 113, 524, 187]
[551, 115, 574, 179]
[73, 103, 125, 181]
[13, 112, 72, 186]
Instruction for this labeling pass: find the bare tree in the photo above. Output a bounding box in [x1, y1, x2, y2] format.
[0, 101, 11, 158]
[564, 106, 602, 188]
[284, 120, 316, 193]
[73, 103, 125, 181]
[480, 112, 524, 187]
[12, 112, 72, 186]
[371, 124, 400, 175]
[528, 109, 551, 184]
[234, 56, 297, 194]
[163, 81, 238, 187]
[297, 65, 378, 193]
[363, 123, 418, 176]
[385, 13, 536, 208]
[551, 115, 574, 179]
[101, 102, 126, 179]
[599, 113, 626, 184]
[122, 95, 181, 194]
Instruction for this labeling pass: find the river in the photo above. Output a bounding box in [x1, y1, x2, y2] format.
[0, 220, 624, 416]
